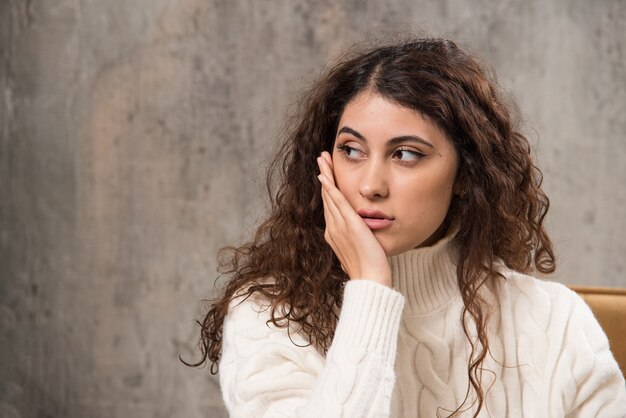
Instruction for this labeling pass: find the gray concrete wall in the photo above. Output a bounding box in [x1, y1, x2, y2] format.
[1, 0, 624, 417]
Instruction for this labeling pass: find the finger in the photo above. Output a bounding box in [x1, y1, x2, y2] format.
[319, 173, 360, 224]
[319, 173, 341, 233]
[318, 173, 332, 221]
[322, 151, 335, 175]
[317, 155, 336, 187]
[319, 174, 342, 225]
[316, 156, 329, 181]
[321, 151, 333, 170]
[320, 181, 341, 253]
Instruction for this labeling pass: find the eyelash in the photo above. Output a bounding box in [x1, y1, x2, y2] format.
[335, 143, 425, 165]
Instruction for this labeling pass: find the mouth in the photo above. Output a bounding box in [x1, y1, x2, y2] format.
[357, 209, 394, 230]
[357, 209, 394, 220]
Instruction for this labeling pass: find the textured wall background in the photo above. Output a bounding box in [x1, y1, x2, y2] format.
[1, 0, 624, 417]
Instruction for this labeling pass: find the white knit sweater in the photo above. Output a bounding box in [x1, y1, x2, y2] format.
[218, 232, 626, 417]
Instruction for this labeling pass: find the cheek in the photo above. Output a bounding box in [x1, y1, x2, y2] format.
[332, 161, 360, 208]
[398, 170, 456, 213]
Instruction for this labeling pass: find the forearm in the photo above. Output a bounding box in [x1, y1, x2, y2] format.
[219, 280, 405, 418]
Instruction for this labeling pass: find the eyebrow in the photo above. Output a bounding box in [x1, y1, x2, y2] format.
[336, 126, 435, 148]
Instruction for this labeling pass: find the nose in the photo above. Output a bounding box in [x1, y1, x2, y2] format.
[359, 159, 389, 199]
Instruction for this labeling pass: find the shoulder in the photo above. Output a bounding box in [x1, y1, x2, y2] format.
[493, 270, 626, 414]
[490, 267, 608, 342]
[219, 281, 329, 416]
[223, 279, 314, 353]
[495, 265, 564, 296]
[489, 268, 624, 390]
[495, 266, 587, 311]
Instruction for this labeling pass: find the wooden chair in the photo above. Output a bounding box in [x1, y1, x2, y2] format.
[570, 286, 626, 378]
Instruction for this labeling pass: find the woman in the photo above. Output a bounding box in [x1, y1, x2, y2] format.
[187, 38, 626, 417]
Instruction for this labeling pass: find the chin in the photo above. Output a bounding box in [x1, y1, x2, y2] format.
[385, 248, 403, 257]
[377, 234, 432, 257]
[379, 240, 412, 257]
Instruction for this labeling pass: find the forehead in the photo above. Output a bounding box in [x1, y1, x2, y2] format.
[337, 91, 451, 148]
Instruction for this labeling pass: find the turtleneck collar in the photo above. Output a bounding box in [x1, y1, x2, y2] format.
[387, 225, 460, 315]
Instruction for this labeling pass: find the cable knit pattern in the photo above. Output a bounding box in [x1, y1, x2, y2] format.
[218, 232, 626, 417]
[220, 280, 405, 417]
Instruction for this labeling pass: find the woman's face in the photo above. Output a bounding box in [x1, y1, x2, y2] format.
[332, 91, 459, 256]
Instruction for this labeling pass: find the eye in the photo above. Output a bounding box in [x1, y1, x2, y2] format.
[393, 147, 425, 162]
[336, 143, 364, 160]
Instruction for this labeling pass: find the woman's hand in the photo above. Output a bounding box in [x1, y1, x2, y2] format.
[316, 151, 392, 287]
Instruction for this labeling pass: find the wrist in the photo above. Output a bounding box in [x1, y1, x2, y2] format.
[351, 272, 392, 288]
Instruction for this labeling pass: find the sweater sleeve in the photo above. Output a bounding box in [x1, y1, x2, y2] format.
[218, 280, 405, 418]
[553, 287, 626, 418]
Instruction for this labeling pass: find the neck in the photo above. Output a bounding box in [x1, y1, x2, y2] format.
[387, 226, 460, 315]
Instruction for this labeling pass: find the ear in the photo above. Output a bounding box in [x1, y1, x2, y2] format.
[452, 173, 466, 196]
[451, 150, 466, 197]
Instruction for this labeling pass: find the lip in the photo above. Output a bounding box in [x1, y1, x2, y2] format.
[357, 209, 394, 220]
[362, 218, 393, 230]
[357, 209, 394, 230]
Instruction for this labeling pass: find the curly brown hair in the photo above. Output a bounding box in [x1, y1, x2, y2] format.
[183, 37, 555, 417]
